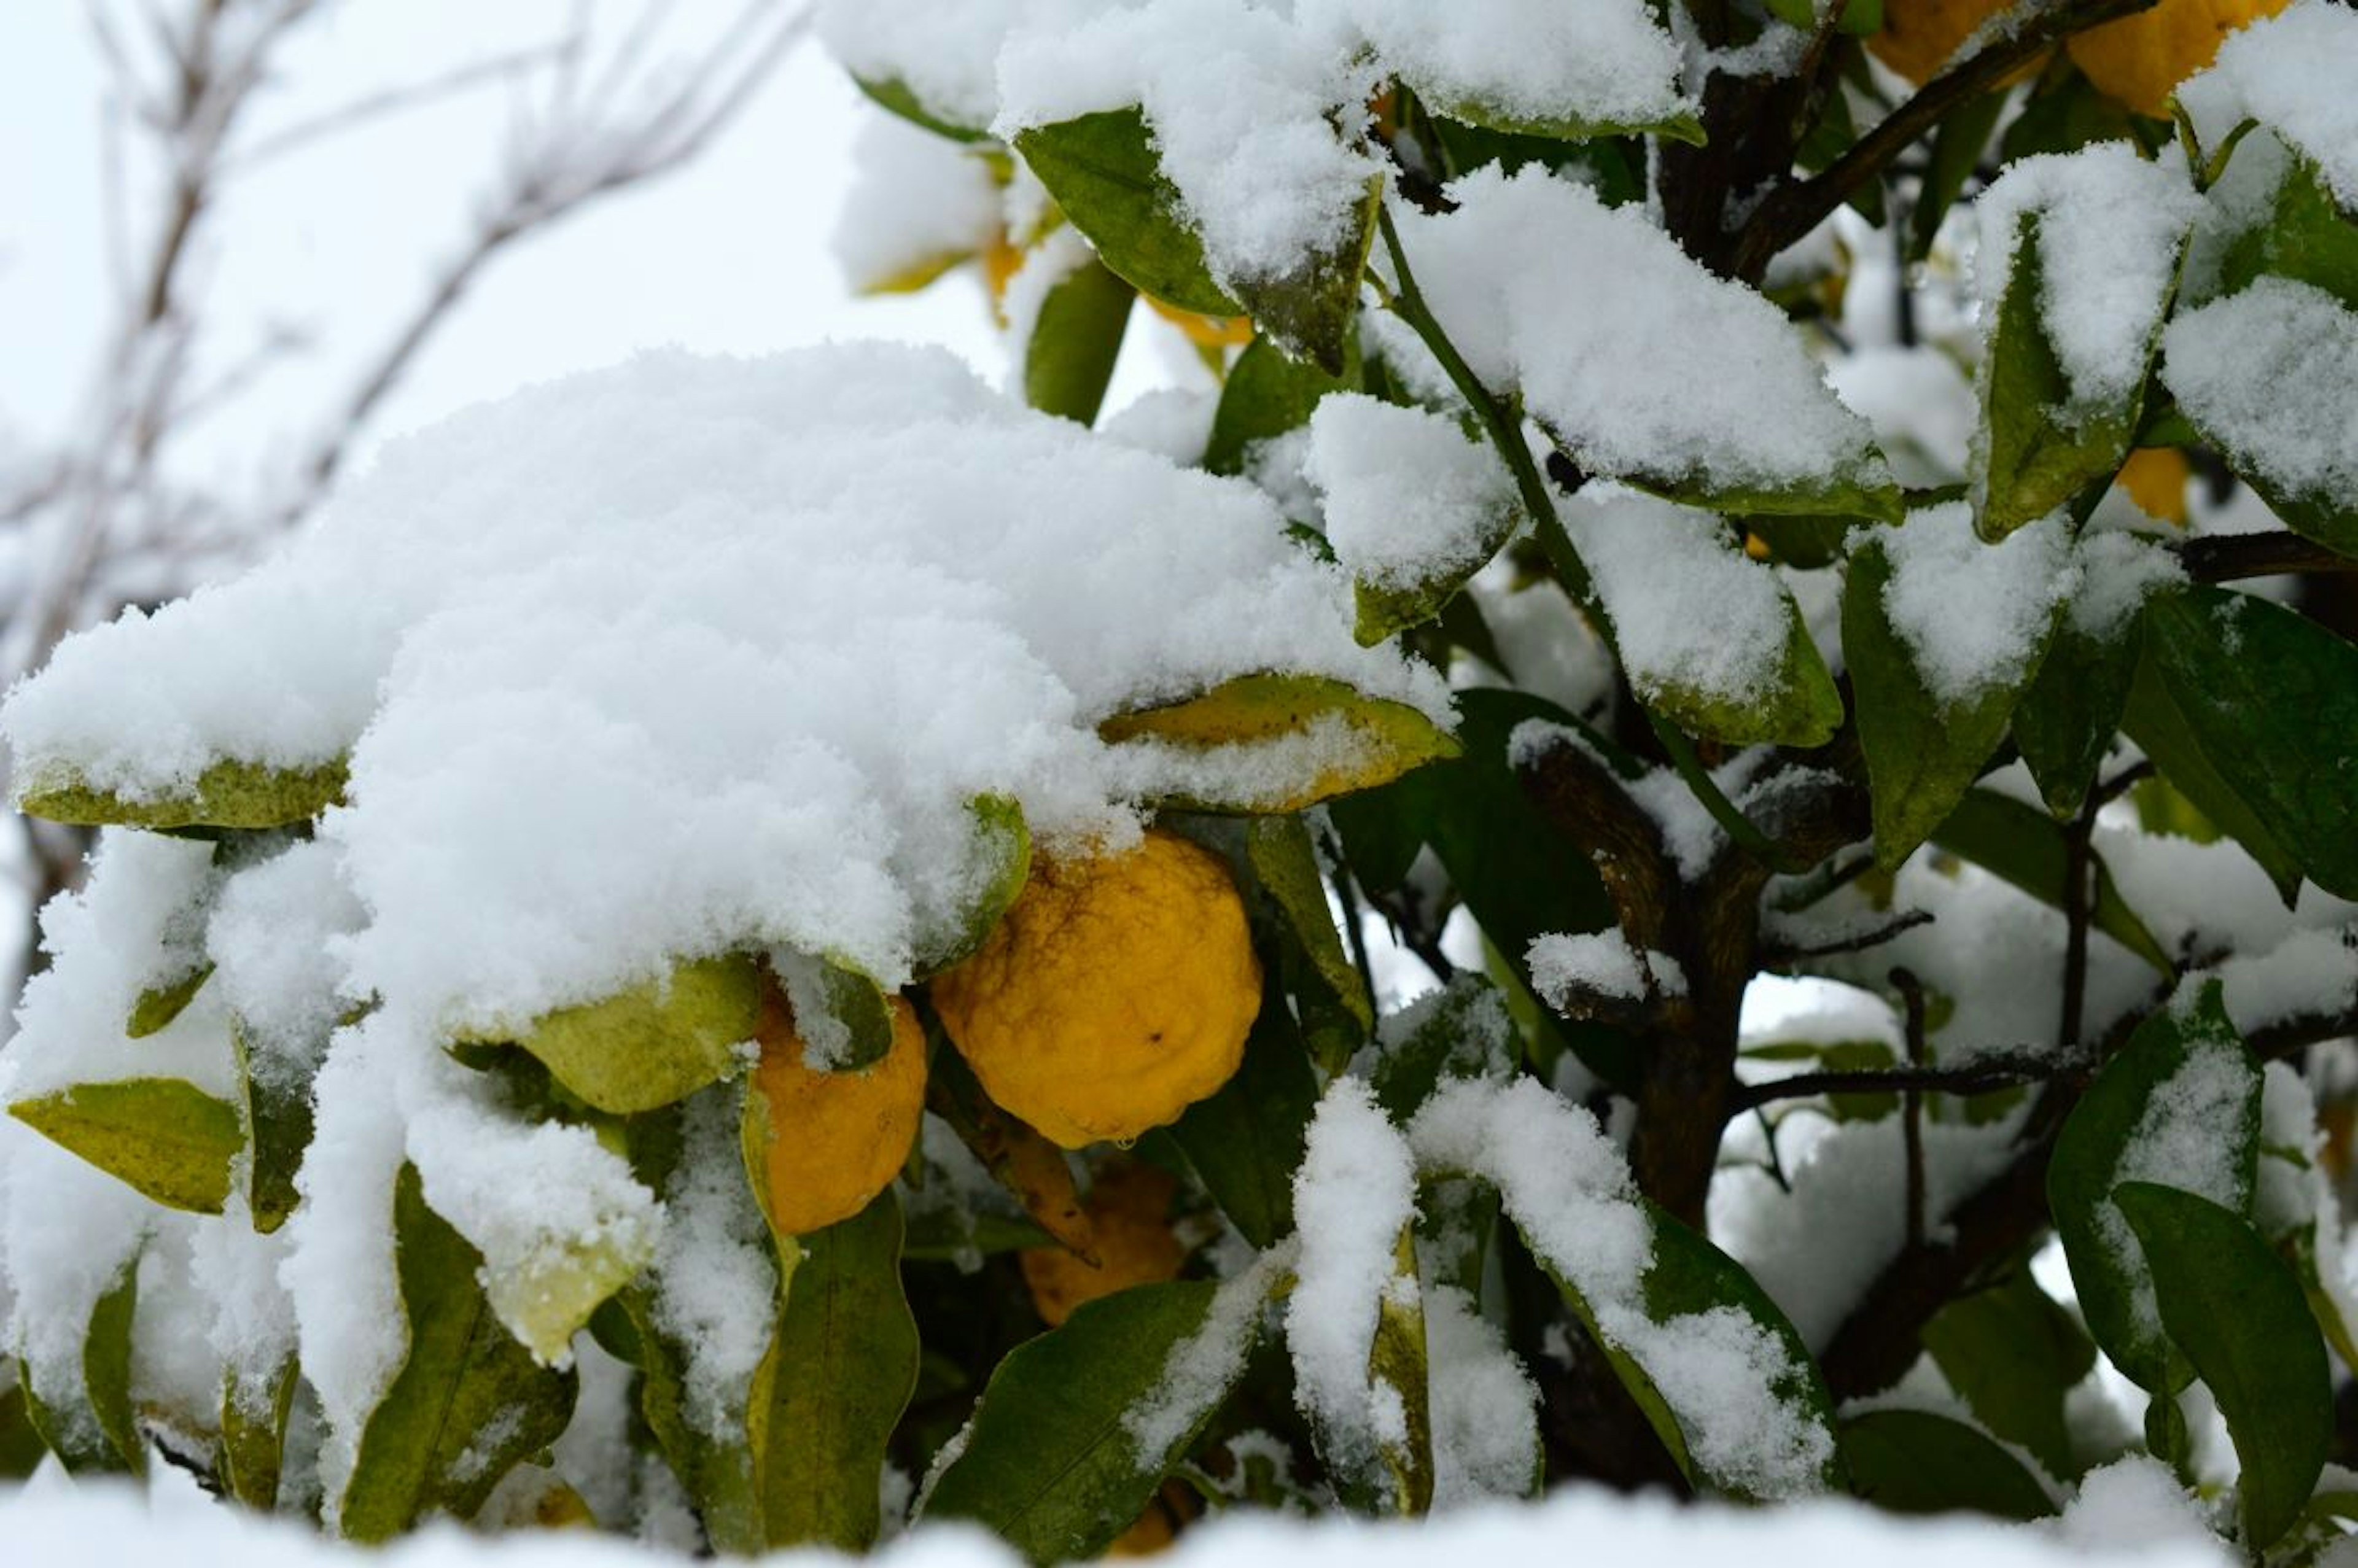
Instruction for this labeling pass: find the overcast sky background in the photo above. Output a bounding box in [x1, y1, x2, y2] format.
[0, 4, 1069, 494]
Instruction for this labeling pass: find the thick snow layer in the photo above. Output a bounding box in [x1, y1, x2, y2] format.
[1562, 486, 1801, 715]
[0, 1469, 2243, 1566]
[814, 0, 1086, 132]
[2176, 2, 2358, 210]
[1528, 930, 1688, 1009]
[833, 114, 1003, 294]
[4, 347, 1442, 1042]
[1875, 505, 2077, 706]
[1974, 146, 2201, 422]
[2162, 278, 2358, 514]
[1384, 168, 1890, 499]
[1304, 394, 1520, 593]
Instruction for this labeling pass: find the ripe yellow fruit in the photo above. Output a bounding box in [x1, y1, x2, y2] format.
[1870, 0, 2047, 87]
[1020, 1160, 1188, 1327]
[746, 985, 927, 1236]
[2068, 0, 2287, 117]
[2116, 446, 2191, 525]
[930, 828, 1261, 1149]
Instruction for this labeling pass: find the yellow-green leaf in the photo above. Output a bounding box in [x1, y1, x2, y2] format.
[1099, 672, 1459, 813]
[1024, 254, 1136, 425]
[481, 953, 762, 1116]
[126, 964, 212, 1039]
[9, 1078, 243, 1214]
[18, 756, 347, 830]
[919, 795, 1032, 976]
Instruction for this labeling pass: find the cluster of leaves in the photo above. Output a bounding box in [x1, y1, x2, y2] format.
[7, 0, 2358, 1562]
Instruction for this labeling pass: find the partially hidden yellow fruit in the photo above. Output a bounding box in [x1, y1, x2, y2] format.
[2068, 0, 2287, 117]
[2117, 446, 2191, 525]
[1144, 295, 1254, 351]
[1020, 1160, 1188, 1327]
[931, 828, 1261, 1149]
[982, 227, 1026, 326]
[747, 985, 927, 1236]
[1870, 0, 2048, 87]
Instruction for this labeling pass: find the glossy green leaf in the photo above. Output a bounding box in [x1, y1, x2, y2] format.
[2120, 640, 2305, 901]
[1246, 813, 1371, 1033]
[2014, 606, 2143, 819]
[1024, 254, 1135, 425]
[1929, 789, 2174, 976]
[2216, 150, 2358, 311]
[2138, 587, 2358, 899]
[1973, 214, 2157, 540]
[608, 1279, 779, 1553]
[220, 1357, 297, 1510]
[126, 963, 211, 1039]
[18, 756, 347, 830]
[1623, 588, 1844, 750]
[774, 950, 899, 1073]
[922, 1280, 1248, 1564]
[1368, 974, 1512, 1125]
[9, 1078, 243, 1214]
[233, 1020, 318, 1234]
[1840, 1408, 2056, 1519]
[852, 75, 989, 143]
[1203, 334, 1356, 477]
[1170, 968, 1319, 1249]
[1352, 501, 1526, 646]
[1846, 530, 2054, 867]
[763, 1192, 920, 1550]
[1920, 1273, 2097, 1480]
[484, 952, 761, 1116]
[338, 1165, 579, 1542]
[1014, 109, 1240, 319]
[920, 795, 1032, 975]
[1099, 672, 1459, 813]
[2117, 1181, 2332, 1550]
[2047, 981, 2259, 1391]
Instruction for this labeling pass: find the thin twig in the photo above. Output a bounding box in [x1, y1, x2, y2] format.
[1893, 967, 1929, 1250]
[1762, 906, 1934, 965]
[1733, 1047, 2064, 1110]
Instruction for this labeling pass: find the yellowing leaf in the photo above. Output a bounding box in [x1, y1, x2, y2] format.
[479, 953, 763, 1116]
[8, 1078, 243, 1214]
[18, 756, 347, 830]
[1099, 673, 1459, 813]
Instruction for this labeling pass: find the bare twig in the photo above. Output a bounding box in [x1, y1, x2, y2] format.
[2178, 532, 2358, 583]
[1732, 1047, 2068, 1111]
[1894, 968, 1929, 1249]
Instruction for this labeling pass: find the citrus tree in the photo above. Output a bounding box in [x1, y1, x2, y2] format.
[4, 0, 2358, 1561]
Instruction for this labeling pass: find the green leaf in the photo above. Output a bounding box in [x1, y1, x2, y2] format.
[607, 1281, 779, 1553]
[338, 1165, 579, 1541]
[1633, 460, 1904, 528]
[1363, 1228, 1434, 1515]
[2120, 640, 2305, 901]
[852, 75, 990, 144]
[774, 950, 900, 1073]
[1204, 334, 1356, 478]
[2047, 981, 2260, 1391]
[9, 1078, 243, 1214]
[1014, 109, 1240, 319]
[1845, 531, 2054, 867]
[1239, 174, 1382, 377]
[1911, 88, 2009, 262]
[2014, 607, 2143, 818]
[763, 1192, 920, 1551]
[1353, 507, 1527, 646]
[1920, 1273, 2097, 1480]
[232, 1021, 318, 1234]
[1023, 254, 1135, 425]
[923, 1279, 1250, 1563]
[2137, 587, 2358, 899]
[2216, 150, 2358, 311]
[1974, 214, 2152, 541]
[18, 756, 348, 830]
[1098, 672, 1459, 812]
[1409, 83, 1703, 146]
[85, 1256, 143, 1475]
[1169, 968, 1319, 1249]
[0, 1376, 49, 1479]
[1246, 814, 1371, 1033]
[1928, 789, 2174, 976]
[220, 1357, 297, 1510]
[920, 795, 1032, 974]
[2116, 1182, 2332, 1549]
[1368, 974, 1512, 1125]
[1840, 1408, 2056, 1519]
[127, 963, 212, 1038]
[1629, 590, 1844, 750]
[483, 952, 762, 1116]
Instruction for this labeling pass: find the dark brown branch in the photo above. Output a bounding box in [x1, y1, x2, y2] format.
[1733, 1050, 2069, 1111]
[1761, 907, 1933, 965]
[2177, 532, 2358, 583]
[1733, 0, 2156, 278]
[1895, 968, 1929, 1251]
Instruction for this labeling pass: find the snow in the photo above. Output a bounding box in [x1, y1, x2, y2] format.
[644, 1089, 777, 1442]
[2064, 530, 2185, 643]
[2053, 1457, 2221, 1556]
[814, 0, 1075, 133]
[1382, 168, 1891, 500]
[2103, 1036, 2255, 1340]
[1126, 1238, 1296, 1464]
[1422, 1284, 1540, 1509]
[2162, 278, 2358, 516]
[1827, 347, 1976, 488]
[0, 1119, 152, 1454]
[2215, 926, 2358, 1039]
[1528, 931, 1689, 1011]
[1561, 486, 1802, 716]
[206, 839, 365, 1089]
[1285, 1082, 1419, 1477]
[1973, 146, 2202, 423]
[0, 1467, 2247, 1567]
[1304, 394, 1520, 597]
[1875, 504, 2077, 706]
[2176, 2, 2358, 211]
[833, 114, 1004, 295]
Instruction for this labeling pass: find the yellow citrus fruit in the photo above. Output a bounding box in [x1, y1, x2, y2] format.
[930, 828, 1261, 1149]
[747, 984, 927, 1236]
[1020, 1160, 1188, 1327]
[1870, 0, 2048, 86]
[1144, 295, 1254, 351]
[2116, 446, 2191, 525]
[2068, 0, 2287, 117]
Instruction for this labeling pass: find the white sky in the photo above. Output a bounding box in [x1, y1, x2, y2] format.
[0, 4, 1040, 490]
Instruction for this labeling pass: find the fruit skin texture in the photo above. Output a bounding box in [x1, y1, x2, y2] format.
[2068, 0, 2288, 117]
[1019, 1160, 1188, 1327]
[1870, 0, 2045, 86]
[747, 987, 927, 1236]
[930, 827, 1261, 1150]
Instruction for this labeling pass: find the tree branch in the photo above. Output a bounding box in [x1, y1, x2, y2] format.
[2177, 532, 2358, 583]
[1733, 1048, 2068, 1111]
